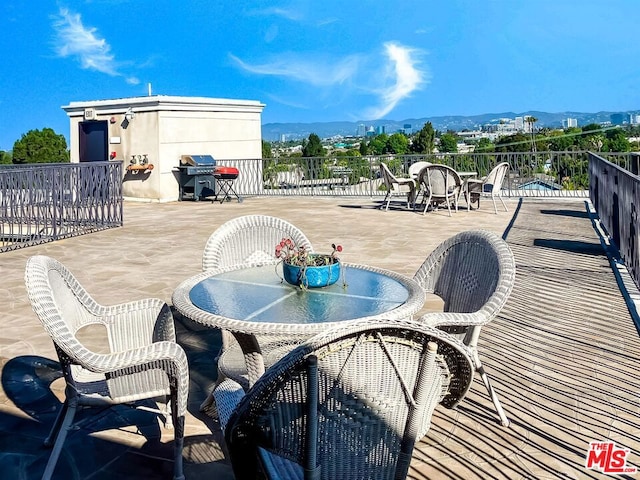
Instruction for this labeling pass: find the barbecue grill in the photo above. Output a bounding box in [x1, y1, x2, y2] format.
[177, 155, 242, 203]
[177, 155, 216, 201]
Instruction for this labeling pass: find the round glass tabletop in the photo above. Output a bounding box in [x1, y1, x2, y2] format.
[189, 264, 411, 325]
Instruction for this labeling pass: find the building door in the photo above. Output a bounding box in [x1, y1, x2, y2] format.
[79, 121, 108, 162]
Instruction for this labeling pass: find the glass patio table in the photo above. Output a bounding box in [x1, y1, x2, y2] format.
[172, 263, 425, 387]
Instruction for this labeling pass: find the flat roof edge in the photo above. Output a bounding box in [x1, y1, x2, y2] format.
[62, 95, 266, 112]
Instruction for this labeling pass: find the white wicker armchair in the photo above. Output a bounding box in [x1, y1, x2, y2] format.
[201, 215, 315, 395]
[24, 255, 189, 480]
[466, 161, 509, 213]
[202, 214, 314, 271]
[214, 320, 475, 480]
[417, 164, 463, 216]
[413, 230, 516, 426]
[379, 162, 417, 211]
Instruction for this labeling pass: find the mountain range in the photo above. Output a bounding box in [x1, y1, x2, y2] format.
[262, 110, 640, 141]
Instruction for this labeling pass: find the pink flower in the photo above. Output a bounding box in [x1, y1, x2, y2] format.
[276, 238, 343, 266]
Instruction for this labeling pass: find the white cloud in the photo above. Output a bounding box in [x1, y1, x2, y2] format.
[51, 7, 135, 82]
[248, 7, 303, 21]
[362, 42, 429, 119]
[229, 53, 360, 87]
[229, 41, 428, 118]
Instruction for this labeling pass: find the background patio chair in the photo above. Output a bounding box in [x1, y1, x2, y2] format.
[465, 161, 509, 213]
[408, 160, 432, 180]
[379, 162, 416, 211]
[201, 215, 315, 398]
[417, 164, 463, 216]
[24, 255, 188, 480]
[413, 230, 516, 426]
[213, 320, 474, 480]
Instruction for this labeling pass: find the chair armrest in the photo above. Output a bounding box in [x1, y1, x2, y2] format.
[397, 177, 416, 189]
[417, 311, 487, 327]
[467, 176, 487, 185]
[77, 341, 189, 414]
[80, 341, 187, 372]
[213, 379, 246, 431]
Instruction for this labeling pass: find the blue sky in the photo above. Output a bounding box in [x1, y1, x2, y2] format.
[1, 1, 639, 150]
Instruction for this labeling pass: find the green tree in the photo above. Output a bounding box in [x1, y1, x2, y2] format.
[0, 150, 12, 164]
[438, 132, 458, 153]
[547, 130, 573, 151]
[604, 129, 631, 152]
[12, 128, 69, 164]
[411, 121, 436, 153]
[475, 137, 494, 152]
[301, 133, 325, 157]
[386, 133, 409, 154]
[359, 138, 368, 155]
[579, 124, 605, 150]
[495, 132, 530, 152]
[525, 116, 538, 153]
[582, 123, 601, 133]
[335, 148, 360, 157]
[301, 133, 324, 179]
[262, 140, 273, 159]
[368, 133, 389, 155]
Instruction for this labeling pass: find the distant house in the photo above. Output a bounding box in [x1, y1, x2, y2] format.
[62, 95, 265, 201]
[518, 174, 562, 191]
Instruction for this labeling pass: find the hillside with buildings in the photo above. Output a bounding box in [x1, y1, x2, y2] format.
[262, 110, 640, 142]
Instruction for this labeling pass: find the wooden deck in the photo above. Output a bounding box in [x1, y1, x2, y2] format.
[1, 196, 638, 479]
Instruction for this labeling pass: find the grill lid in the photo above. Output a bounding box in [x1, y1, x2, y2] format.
[180, 154, 216, 166]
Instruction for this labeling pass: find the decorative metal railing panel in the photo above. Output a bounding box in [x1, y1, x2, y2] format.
[589, 152, 640, 289]
[0, 162, 123, 252]
[227, 151, 591, 198]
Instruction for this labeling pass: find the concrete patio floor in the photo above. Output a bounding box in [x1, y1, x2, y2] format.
[1, 195, 639, 479]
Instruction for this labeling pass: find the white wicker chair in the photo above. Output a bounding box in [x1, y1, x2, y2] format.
[214, 320, 475, 480]
[24, 255, 189, 480]
[465, 161, 509, 213]
[417, 164, 463, 216]
[201, 215, 315, 395]
[379, 162, 417, 211]
[202, 214, 314, 271]
[413, 230, 516, 427]
[408, 161, 432, 180]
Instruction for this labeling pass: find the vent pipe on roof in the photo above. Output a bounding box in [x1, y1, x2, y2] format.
[148, 83, 152, 96]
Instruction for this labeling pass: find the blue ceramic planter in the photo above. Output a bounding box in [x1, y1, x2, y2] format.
[282, 258, 341, 288]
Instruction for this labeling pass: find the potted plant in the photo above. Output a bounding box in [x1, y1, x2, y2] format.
[275, 238, 343, 288]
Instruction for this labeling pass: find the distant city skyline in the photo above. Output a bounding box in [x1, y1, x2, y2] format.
[262, 109, 640, 142]
[1, 1, 639, 150]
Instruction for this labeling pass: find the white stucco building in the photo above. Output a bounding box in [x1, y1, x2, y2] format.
[62, 95, 265, 202]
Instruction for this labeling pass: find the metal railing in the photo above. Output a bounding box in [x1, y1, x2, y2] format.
[589, 152, 640, 289]
[222, 151, 592, 198]
[4, 152, 633, 253]
[0, 162, 123, 252]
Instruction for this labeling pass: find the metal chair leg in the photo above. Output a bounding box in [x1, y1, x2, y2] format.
[171, 391, 185, 480]
[475, 356, 510, 427]
[42, 402, 78, 480]
[44, 400, 68, 447]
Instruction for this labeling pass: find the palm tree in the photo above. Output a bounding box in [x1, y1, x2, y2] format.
[525, 116, 538, 153]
